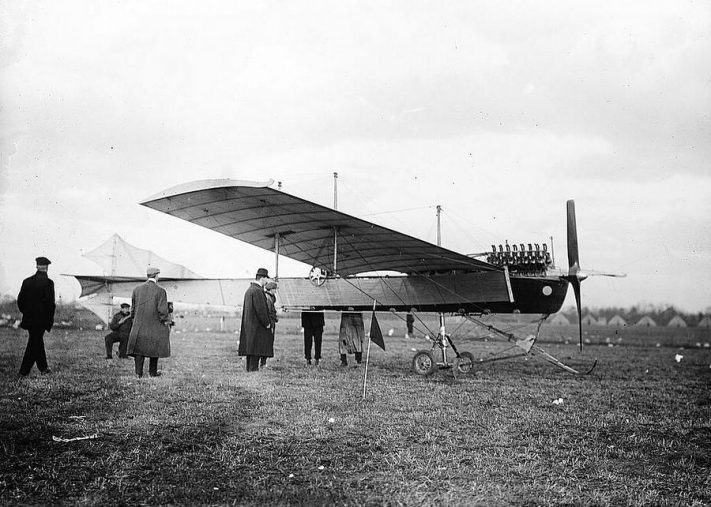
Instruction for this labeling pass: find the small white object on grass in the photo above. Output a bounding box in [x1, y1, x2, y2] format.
[410, 348, 417, 352]
[675, 354, 683, 363]
[328, 417, 335, 424]
[552, 398, 563, 405]
[704, 343, 710, 348]
[318, 465, 325, 470]
[656, 343, 661, 347]
[388, 328, 394, 336]
[95, 324, 103, 331]
[288, 474, 294, 478]
[52, 433, 98, 443]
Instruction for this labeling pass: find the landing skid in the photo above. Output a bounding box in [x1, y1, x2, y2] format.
[462, 314, 598, 375]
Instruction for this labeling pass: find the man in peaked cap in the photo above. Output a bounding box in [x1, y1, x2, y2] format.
[126, 266, 171, 378]
[238, 268, 272, 372]
[17, 257, 56, 376]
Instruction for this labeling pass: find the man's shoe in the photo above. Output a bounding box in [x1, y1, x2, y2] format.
[40, 368, 52, 375]
[306, 359, 312, 365]
[314, 359, 320, 366]
[149, 372, 162, 377]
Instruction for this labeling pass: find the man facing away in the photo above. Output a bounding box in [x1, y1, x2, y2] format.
[302, 311, 324, 366]
[105, 303, 132, 359]
[261, 281, 278, 369]
[127, 267, 171, 378]
[17, 256, 56, 376]
[238, 268, 272, 372]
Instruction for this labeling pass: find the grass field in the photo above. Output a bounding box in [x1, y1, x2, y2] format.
[1, 314, 710, 505]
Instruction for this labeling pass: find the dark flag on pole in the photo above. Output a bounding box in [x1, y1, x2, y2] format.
[369, 311, 385, 351]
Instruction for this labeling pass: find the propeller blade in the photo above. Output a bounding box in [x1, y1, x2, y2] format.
[567, 200, 579, 272]
[582, 269, 627, 278]
[572, 278, 582, 351]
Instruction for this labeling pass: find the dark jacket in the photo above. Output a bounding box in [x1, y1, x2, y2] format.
[301, 311, 324, 329]
[108, 312, 133, 340]
[127, 280, 170, 358]
[238, 282, 272, 357]
[265, 292, 278, 327]
[17, 271, 56, 331]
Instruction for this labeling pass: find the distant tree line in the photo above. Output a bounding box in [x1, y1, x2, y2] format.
[561, 304, 709, 326]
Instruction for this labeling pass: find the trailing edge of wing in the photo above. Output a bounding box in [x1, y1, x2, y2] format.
[139, 178, 500, 276]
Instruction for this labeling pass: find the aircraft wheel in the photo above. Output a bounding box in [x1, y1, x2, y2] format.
[411, 350, 437, 376]
[456, 351, 475, 375]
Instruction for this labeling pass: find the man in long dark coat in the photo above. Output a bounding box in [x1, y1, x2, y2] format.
[127, 266, 170, 378]
[17, 256, 56, 376]
[238, 268, 272, 372]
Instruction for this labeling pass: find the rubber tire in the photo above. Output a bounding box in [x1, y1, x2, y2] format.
[456, 351, 475, 375]
[412, 350, 437, 376]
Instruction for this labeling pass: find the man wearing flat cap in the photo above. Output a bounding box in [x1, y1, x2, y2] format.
[127, 266, 171, 378]
[17, 257, 56, 376]
[238, 268, 272, 372]
[105, 303, 132, 359]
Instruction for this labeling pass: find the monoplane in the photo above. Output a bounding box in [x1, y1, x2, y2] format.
[69, 178, 623, 376]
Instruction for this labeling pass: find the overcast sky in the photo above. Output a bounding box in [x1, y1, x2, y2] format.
[1, 1, 710, 313]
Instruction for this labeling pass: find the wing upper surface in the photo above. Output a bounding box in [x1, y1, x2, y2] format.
[139, 179, 499, 276]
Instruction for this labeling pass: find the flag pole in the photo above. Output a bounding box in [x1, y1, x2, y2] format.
[362, 300, 376, 400]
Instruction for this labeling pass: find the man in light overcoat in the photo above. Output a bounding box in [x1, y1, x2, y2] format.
[238, 268, 272, 372]
[127, 266, 170, 377]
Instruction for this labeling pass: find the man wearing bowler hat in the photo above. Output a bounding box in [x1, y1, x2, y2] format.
[127, 266, 171, 378]
[17, 256, 56, 376]
[238, 268, 272, 372]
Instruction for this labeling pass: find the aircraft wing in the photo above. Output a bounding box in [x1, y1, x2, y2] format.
[139, 179, 500, 276]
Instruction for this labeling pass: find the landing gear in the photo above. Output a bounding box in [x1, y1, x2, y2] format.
[411, 350, 437, 376]
[411, 313, 475, 378]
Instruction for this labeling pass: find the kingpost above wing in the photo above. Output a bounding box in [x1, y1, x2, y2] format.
[139, 179, 500, 276]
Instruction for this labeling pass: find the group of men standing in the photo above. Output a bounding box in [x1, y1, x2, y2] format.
[16, 259, 360, 377]
[17, 258, 172, 378]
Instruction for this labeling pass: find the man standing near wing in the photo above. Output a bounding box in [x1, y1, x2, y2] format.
[238, 268, 272, 372]
[127, 266, 171, 378]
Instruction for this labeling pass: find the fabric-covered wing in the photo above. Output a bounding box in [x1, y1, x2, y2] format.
[140, 179, 500, 276]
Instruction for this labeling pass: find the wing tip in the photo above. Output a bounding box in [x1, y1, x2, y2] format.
[139, 178, 275, 205]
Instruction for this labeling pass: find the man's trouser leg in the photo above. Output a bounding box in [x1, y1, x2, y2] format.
[148, 357, 158, 376]
[314, 328, 323, 361]
[246, 355, 259, 371]
[304, 328, 313, 361]
[20, 328, 47, 375]
[117, 336, 128, 358]
[134, 355, 145, 376]
[105, 334, 117, 358]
